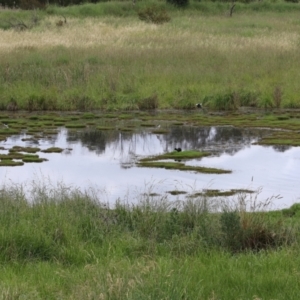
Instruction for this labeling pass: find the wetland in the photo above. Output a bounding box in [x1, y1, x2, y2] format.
[1, 110, 299, 209]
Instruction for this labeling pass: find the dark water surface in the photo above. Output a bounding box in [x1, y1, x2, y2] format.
[0, 125, 299, 209]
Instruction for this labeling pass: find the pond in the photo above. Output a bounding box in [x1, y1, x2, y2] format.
[0, 122, 299, 209]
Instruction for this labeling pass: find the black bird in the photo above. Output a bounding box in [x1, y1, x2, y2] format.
[174, 147, 182, 152]
[196, 103, 202, 109]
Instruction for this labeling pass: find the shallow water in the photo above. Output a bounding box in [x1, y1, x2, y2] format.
[0, 125, 299, 209]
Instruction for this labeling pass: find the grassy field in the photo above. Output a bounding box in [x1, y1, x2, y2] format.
[1, 1, 300, 111]
[1, 2, 300, 298]
[0, 181, 300, 299]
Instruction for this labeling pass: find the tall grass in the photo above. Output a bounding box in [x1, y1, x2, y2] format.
[1, 1, 300, 111]
[0, 181, 299, 298]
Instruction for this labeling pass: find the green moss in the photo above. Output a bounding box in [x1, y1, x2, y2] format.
[140, 150, 211, 162]
[41, 147, 64, 153]
[137, 161, 231, 174]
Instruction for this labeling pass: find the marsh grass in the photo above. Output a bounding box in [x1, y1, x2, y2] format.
[137, 160, 232, 173]
[140, 150, 212, 161]
[0, 180, 299, 298]
[1, 2, 300, 111]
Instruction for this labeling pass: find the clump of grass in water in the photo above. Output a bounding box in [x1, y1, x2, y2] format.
[22, 156, 47, 163]
[151, 129, 169, 134]
[41, 147, 63, 153]
[190, 189, 255, 198]
[0, 160, 24, 167]
[65, 123, 86, 129]
[97, 126, 115, 131]
[140, 150, 211, 162]
[137, 161, 231, 174]
[9, 146, 41, 153]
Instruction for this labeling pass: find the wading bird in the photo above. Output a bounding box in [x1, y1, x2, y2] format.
[174, 148, 182, 152]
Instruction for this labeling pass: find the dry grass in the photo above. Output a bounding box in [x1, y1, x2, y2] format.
[1, 11, 300, 110]
[0, 14, 299, 52]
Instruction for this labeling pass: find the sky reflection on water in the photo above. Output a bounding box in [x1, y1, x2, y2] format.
[0, 125, 299, 209]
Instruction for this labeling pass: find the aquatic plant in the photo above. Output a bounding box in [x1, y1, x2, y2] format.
[41, 147, 63, 153]
[137, 161, 231, 174]
[140, 150, 211, 162]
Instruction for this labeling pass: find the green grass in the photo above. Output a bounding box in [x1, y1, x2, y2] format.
[0, 182, 299, 298]
[9, 146, 41, 153]
[140, 150, 212, 161]
[0, 159, 24, 166]
[255, 131, 300, 146]
[138, 160, 232, 173]
[1, 1, 300, 111]
[41, 147, 64, 153]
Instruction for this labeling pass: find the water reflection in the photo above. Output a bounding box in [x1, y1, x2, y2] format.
[0, 125, 299, 209]
[67, 125, 274, 161]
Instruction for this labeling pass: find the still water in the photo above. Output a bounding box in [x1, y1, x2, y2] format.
[0, 125, 299, 209]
